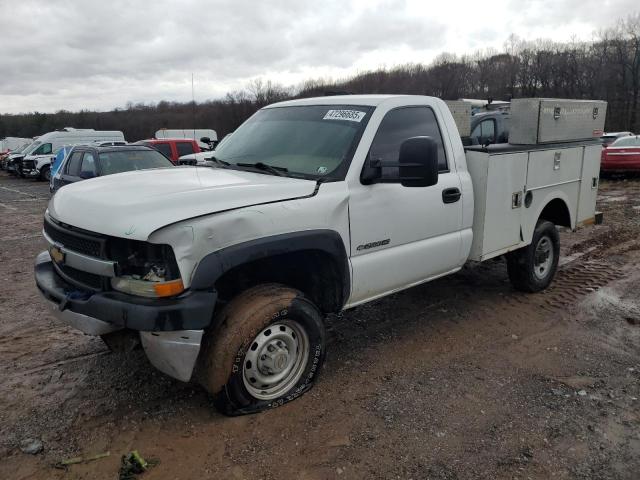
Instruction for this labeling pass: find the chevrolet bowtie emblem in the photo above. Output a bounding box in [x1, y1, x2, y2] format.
[49, 245, 65, 265]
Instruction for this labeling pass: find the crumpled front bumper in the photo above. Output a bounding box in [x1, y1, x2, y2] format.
[34, 251, 214, 382]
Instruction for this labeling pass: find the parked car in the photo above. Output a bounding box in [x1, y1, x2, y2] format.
[36, 95, 603, 415]
[600, 131, 633, 147]
[134, 138, 201, 163]
[8, 128, 125, 176]
[20, 141, 125, 181]
[601, 135, 640, 173]
[1, 142, 33, 170]
[50, 145, 174, 192]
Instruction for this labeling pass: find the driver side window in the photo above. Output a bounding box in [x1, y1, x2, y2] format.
[368, 106, 448, 179]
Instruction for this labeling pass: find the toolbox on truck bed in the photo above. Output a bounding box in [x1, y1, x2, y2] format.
[509, 98, 607, 145]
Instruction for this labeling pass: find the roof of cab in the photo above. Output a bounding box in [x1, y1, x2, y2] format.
[266, 94, 414, 108]
[75, 145, 153, 154]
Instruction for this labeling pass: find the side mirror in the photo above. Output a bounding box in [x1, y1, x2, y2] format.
[79, 171, 95, 179]
[398, 136, 439, 187]
[200, 136, 211, 144]
[361, 136, 439, 187]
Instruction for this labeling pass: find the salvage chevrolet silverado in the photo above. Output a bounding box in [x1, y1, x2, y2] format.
[35, 95, 604, 415]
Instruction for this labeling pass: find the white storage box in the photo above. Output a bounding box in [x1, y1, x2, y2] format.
[509, 98, 607, 145]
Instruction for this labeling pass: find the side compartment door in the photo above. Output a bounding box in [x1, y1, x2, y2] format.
[347, 106, 464, 306]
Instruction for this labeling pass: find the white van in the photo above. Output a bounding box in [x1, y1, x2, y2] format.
[19, 128, 126, 180]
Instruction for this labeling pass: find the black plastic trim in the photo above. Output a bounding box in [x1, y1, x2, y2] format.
[190, 229, 351, 310]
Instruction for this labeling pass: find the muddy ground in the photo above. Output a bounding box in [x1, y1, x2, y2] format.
[0, 171, 638, 479]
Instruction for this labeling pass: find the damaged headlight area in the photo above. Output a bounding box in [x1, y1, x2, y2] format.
[108, 238, 184, 298]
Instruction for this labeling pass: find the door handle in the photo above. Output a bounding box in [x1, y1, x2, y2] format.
[442, 187, 461, 204]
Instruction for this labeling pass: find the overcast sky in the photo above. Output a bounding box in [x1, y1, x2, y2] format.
[0, 0, 635, 114]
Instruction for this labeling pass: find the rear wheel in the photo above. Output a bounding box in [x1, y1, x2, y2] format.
[507, 220, 560, 292]
[197, 284, 326, 416]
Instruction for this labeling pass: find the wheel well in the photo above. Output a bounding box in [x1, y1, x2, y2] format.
[214, 250, 346, 314]
[539, 198, 571, 228]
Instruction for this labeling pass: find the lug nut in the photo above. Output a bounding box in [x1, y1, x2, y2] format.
[267, 345, 275, 353]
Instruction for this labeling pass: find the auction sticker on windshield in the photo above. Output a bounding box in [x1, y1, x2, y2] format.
[323, 110, 366, 122]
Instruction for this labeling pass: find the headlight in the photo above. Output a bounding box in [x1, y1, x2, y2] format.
[108, 239, 184, 298]
[111, 276, 184, 298]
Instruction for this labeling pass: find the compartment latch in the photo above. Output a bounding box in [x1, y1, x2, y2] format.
[512, 191, 523, 209]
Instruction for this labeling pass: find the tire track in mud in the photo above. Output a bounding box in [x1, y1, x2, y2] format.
[4, 350, 109, 378]
[503, 261, 623, 313]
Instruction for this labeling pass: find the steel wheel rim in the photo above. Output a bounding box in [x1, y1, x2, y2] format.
[242, 320, 309, 400]
[533, 235, 553, 280]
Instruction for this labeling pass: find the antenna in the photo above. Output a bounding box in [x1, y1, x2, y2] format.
[191, 73, 196, 143]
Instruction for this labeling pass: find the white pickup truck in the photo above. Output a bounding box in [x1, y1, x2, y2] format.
[35, 95, 603, 415]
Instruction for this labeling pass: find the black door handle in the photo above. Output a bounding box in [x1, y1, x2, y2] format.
[442, 187, 461, 204]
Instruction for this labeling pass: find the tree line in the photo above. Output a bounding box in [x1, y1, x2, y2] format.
[1, 14, 639, 142]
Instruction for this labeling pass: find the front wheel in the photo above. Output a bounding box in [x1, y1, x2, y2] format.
[40, 165, 51, 182]
[507, 220, 560, 292]
[197, 284, 326, 416]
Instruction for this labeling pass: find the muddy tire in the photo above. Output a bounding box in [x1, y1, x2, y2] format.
[197, 284, 326, 416]
[507, 220, 560, 292]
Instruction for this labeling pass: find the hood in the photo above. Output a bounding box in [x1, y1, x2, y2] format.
[48, 167, 317, 240]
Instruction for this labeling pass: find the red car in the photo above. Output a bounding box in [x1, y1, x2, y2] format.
[134, 138, 201, 164]
[601, 135, 640, 172]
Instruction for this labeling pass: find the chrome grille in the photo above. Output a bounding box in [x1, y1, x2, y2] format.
[44, 218, 106, 258]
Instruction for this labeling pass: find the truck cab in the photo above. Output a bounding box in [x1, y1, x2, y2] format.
[35, 95, 602, 416]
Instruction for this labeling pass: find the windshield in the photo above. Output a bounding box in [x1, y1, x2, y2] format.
[12, 144, 30, 154]
[99, 149, 174, 175]
[20, 141, 40, 155]
[213, 105, 373, 180]
[611, 136, 640, 147]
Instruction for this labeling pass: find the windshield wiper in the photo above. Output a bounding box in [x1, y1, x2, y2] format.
[204, 155, 230, 167]
[236, 162, 288, 177]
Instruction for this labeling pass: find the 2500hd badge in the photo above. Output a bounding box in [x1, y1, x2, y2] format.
[356, 239, 391, 251]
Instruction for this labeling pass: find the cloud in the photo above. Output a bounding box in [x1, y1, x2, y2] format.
[0, 0, 636, 113]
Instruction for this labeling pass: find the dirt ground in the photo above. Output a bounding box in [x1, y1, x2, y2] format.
[0, 171, 639, 480]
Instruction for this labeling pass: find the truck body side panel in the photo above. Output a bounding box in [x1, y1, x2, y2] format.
[466, 142, 598, 262]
